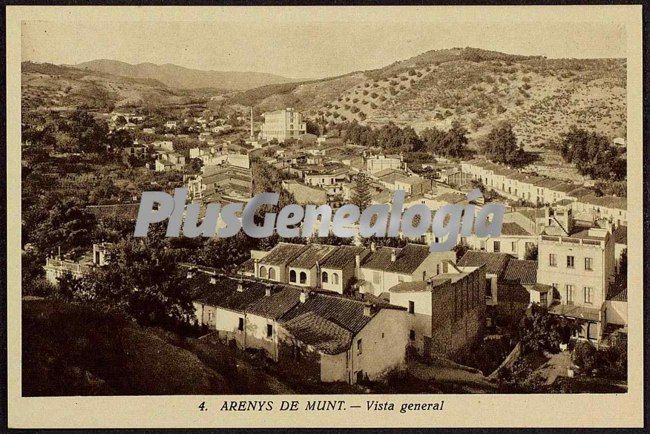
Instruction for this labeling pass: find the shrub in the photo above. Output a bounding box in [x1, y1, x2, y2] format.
[573, 341, 598, 374]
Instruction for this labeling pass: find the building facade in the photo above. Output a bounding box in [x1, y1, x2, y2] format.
[260, 108, 307, 143]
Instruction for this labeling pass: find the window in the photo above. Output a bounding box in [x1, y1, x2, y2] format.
[540, 291, 548, 306]
[584, 257, 593, 271]
[238, 317, 244, 331]
[436, 264, 441, 274]
[267, 324, 273, 338]
[549, 254, 557, 267]
[268, 268, 276, 280]
[584, 287, 594, 304]
[289, 270, 296, 283]
[332, 273, 339, 285]
[567, 256, 575, 269]
[480, 240, 486, 251]
[322, 271, 328, 283]
[493, 241, 501, 252]
[357, 338, 362, 355]
[408, 301, 415, 314]
[259, 265, 267, 278]
[511, 241, 517, 252]
[422, 271, 426, 280]
[409, 330, 416, 340]
[565, 285, 574, 304]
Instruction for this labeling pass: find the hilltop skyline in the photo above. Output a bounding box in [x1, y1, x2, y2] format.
[22, 14, 625, 80]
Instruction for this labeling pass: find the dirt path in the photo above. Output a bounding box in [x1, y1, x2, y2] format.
[533, 351, 572, 385]
[408, 359, 498, 393]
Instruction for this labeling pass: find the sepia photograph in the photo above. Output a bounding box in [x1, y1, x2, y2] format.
[6, 4, 644, 429]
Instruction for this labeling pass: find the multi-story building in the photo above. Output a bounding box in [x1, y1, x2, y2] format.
[365, 154, 403, 174]
[187, 162, 253, 203]
[357, 244, 456, 296]
[259, 108, 306, 143]
[44, 243, 112, 285]
[389, 264, 486, 358]
[537, 227, 615, 342]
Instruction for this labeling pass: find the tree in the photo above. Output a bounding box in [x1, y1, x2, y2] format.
[524, 244, 538, 261]
[517, 304, 583, 355]
[399, 126, 423, 152]
[29, 198, 96, 258]
[438, 121, 469, 158]
[350, 172, 372, 210]
[187, 157, 204, 174]
[59, 108, 109, 153]
[481, 121, 524, 166]
[87, 234, 195, 327]
[421, 122, 468, 158]
[106, 129, 134, 150]
[558, 126, 626, 181]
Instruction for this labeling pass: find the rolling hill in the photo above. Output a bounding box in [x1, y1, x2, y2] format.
[75, 59, 296, 91]
[21, 61, 216, 111]
[224, 48, 626, 148]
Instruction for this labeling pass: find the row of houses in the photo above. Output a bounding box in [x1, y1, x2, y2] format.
[460, 159, 627, 225]
[190, 241, 487, 383]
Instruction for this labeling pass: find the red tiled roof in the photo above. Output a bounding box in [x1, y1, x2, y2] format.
[458, 251, 513, 277]
[361, 244, 431, 274]
[259, 243, 309, 266]
[246, 287, 301, 319]
[320, 245, 367, 269]
[281, 312, 352, 355]
[501, 222, 533, 236]
[288, 244, 338, 269]
[503, 259, 537, 285]
[85, 203, 140, 221]
[280, 292, 375, 335]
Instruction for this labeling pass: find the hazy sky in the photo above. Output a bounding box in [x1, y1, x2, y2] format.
[21, 8, 626, 79]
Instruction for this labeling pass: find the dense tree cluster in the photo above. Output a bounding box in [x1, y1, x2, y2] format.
[480, 121, 526, 166]
[332, 120, 470, 156]
[516, 304, 583, 355]
[23, 107, 135, 155]
[420, 121, 470, 158]
[557, 126, 626, 181]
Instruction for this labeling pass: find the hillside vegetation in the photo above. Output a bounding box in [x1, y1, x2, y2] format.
[22, 298, 292, 396]
[22, 62, 216, 111]
[222, 48, 626, 148]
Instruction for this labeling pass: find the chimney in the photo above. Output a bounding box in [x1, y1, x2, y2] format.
[250, 106, 254, 139]
[265, 286, 271, 297]
[355, 253, 361, 270]
[390, 250, 397, 262]
[186, 269, 195, 279]
[300, 290, 309, 303]
[237, 281, 244, 292]
[370, 242, 376, 252]
[363, 302, 373, 317]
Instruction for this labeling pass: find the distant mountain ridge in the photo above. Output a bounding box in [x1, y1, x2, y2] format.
[74, 59, 296, 91]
